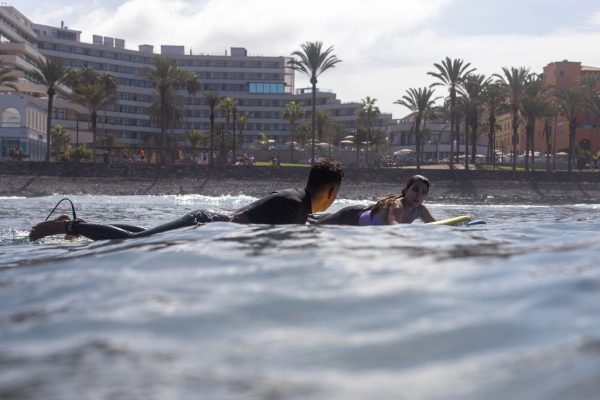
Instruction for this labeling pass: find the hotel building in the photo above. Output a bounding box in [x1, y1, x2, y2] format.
[0, 5, 393, 161]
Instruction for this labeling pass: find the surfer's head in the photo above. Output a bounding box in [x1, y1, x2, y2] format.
[306, 161, 344, 212]
[401, 175, 430, 198]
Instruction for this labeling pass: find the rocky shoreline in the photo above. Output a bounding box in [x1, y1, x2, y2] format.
[1, 173, 599, 204]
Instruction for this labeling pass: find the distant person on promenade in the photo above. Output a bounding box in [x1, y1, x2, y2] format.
[29, 161, 344, 241]
[309, 175, 435, 226]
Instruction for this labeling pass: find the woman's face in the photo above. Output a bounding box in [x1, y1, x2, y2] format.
[404, 181, 429, 206]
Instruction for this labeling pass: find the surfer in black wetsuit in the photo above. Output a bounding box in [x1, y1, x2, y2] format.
[29, 161, 344, 241]
[309, 174, 435, 226]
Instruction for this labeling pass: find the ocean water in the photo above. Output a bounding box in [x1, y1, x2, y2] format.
[1, 194, 599, 400]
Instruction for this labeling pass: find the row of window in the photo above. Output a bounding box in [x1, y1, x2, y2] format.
[249, 82, 285, 94]
[1, 16, 35, 42]
[38, 41, 284, 69]
[61, 57, 284, 82]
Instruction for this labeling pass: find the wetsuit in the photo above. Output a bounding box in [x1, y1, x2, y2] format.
[310, 204, 420, 226]
[68, 188, 312, 241]
[233, 188, 312, 225]
[309, 205, 370, 225]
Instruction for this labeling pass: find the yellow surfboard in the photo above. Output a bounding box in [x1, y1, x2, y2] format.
[427, 215, 472, 226]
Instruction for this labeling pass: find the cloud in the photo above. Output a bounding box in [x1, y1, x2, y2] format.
[25, 0, 600, 117]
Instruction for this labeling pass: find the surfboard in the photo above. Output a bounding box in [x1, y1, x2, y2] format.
[427, 215, 472, 226]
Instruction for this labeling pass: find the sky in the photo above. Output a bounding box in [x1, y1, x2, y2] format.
[12, 0, 600, 118]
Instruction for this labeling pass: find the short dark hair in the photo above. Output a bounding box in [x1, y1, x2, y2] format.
[306, 160, 344, 190]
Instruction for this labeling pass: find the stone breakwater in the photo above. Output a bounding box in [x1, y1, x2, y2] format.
[1, 162, 599, 204]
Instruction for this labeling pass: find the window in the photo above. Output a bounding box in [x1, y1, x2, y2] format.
[248, 82, 285, 94]
[2, 108, 21, 127]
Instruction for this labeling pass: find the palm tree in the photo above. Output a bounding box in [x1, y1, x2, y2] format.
[50, 124, 70, 157]
[204, 92, 221, 168]
[316, 109, 331, 161]
[353, 128, 367, 168]
[141, 56, 185, 163]
[554, 87, 586, 171]
[455, 95, 471, 169]
[236, 112, 247, 155]
[324, 122, 347, 160]
[231, 105, 238, 162]
[520, 74, 552, 171]
[288, 41, 341, 164]
[149, 86, 185, 153]
[0, 61, 18, 91]
[31, 57, 71, 161]
[186, 129, 206, 158]
[459, 74, 489, 168]
[358, 96, 381, 167]
[70, 69, 118, 161]
[494, 66, 532, 170]
[428, 57, 475, 168]
[394, 87, 440, 170]
[218, 97, 237, 165]
[183, 71, 200, 131]
[481, 82, 508, 164]
[283, 101, 305, 163]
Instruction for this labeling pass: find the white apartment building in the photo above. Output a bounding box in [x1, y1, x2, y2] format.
[0, 5, 393, 157]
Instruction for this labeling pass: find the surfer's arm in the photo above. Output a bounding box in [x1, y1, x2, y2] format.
[419, 205, 435, 223]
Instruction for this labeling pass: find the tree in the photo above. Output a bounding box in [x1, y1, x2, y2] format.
[141, 56, 186, 163]
[520, 74, 552, 171]
[324, 122, 347, 160]
[358, 96, 381, 167]
[288, 41, 341, 164]
[283, 101, 305, 163]
[51, 124, 70, 156]
[459, 74, 489, 168]
[218, 97, 237, 165]
[481, 82, 508, 163]
[494, 66, 532, 170]
[31, 57, 71, 162]
[315, 109, 332, 161]
[554, 87, 586, 172]
[204, 92, 221, 168]
[428, 57, 475, 168]
[149, 87, 184, 159]
[237, 112, 248, 154]
[70, 69, 118, 161]
[395, 87, 440, 170]
[353, 128, 367, 167]
[183, 71, 200, 131]
[186, 129, 207, 157]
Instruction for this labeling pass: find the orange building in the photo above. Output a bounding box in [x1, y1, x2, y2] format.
[495, 60, 600, 164]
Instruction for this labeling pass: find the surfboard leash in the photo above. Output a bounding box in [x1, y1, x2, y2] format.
[44, 197, 77, 222]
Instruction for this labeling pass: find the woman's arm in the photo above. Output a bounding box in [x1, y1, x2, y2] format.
[419, 205, 436, 223]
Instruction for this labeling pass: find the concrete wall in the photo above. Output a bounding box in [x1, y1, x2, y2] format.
[1, 161, 598, 184]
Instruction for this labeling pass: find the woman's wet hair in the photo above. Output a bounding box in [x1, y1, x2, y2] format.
[371, 175, 430, 214]
[401, 175, 430, 197]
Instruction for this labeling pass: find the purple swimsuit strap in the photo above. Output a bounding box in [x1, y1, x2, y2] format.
[358, 210, 385, 226]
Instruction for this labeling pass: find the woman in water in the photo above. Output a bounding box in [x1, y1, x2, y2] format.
[310, 175, 435, 226]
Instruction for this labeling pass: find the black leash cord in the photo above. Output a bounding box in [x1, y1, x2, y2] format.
[44, 198, 77, 222]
